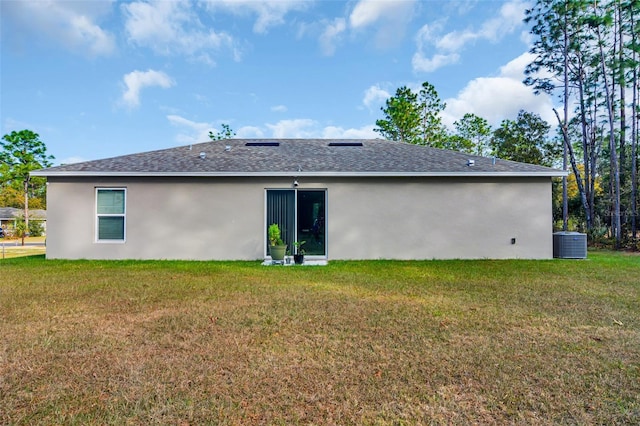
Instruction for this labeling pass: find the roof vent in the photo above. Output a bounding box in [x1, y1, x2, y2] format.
[328, 142, 363, 147]
[245, 142, 280, 147]
[467, 159, 475, 166]
[199, 152, 206, 159]
[225, 145, 231, 151]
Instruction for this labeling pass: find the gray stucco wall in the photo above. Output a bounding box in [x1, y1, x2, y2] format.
[45, 175, 552, 260]
[326, 177, 552, 259]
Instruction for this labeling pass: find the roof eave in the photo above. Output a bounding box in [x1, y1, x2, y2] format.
[31, 170, 568, 178]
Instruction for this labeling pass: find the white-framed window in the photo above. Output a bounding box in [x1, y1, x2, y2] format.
[96, 188, 126, 242]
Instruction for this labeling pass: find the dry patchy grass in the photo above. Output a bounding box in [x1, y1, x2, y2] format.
[0, 253, 639, 425]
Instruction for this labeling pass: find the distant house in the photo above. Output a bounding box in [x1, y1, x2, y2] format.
[31, 139, 565, 260]
[0, 207, 47, 235]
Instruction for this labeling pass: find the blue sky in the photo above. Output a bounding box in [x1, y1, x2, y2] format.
[1, 0, 556, 165]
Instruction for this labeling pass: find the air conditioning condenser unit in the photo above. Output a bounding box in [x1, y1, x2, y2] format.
[553, 232, 587, 259]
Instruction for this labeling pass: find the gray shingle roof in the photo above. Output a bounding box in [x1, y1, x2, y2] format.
[0, 207, 46, 220]
[32, 139, 564, 177]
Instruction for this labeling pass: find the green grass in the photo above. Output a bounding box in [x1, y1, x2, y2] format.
[1, 252, 639, 424]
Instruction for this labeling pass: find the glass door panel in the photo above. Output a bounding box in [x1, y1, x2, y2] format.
[297, 190, 325, 256]
[266, 190, 295, 252]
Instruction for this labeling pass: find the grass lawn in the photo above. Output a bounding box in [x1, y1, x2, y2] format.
[1, 252, 638, 425]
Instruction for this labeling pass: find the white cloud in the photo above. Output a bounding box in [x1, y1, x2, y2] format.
[297, 0, 415, 55]
[412, 21, 460, 72]
[444, 0, 476, 15]
[122, 1, 236, 63]
[121, 70, 175, 109]
[349, 0, 385, 29]
[168, 115, 263, 142]
[59, 156, 86, 165]
[412, 0, 529, 73]
[166, 114, 203, 128]
[520, 29, 534, 46]
[167, 114, 214, 143]
[236, 126, 266, 138]
[2, 0, 115, 56]
[70, 14, 115, 55]
[348, 0, 416, 49]
[321, 125, 378, 139]
[412, 52, 460, 73]
[203, 0, 310, 34]
[499, 51, 538, 79]
[271, 105, 288, 113]
[350, 0, 402, 29]
[441, 52, 556, 129]
[263, 119, 378, 139]
[319, 18, 347, 56]
[2, 117, 34, 134]
[362, 84, 390, 111]
[477, 0, 529, 43]
[435, 29, 476, 52]
[166, 115, 380, 140]
[414, 21, 444, 47]
[266, 119, 318, 138]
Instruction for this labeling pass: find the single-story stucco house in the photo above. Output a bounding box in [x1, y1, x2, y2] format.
[0, 207, 47, 235]
[31, 139, 565, 261]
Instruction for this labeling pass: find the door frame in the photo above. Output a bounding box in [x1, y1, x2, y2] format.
[264, 188, 327, 259]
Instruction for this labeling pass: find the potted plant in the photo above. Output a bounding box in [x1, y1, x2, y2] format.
[268, 223, 287, 261]
[293, 240, 306, 264]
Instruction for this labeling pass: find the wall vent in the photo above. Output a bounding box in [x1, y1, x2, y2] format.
[553, 232, 587, 259]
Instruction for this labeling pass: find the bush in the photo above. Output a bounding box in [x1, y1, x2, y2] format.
[28, 221, 45, 237]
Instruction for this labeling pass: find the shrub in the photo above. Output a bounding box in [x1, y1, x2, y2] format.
[28, 221, 45, 237]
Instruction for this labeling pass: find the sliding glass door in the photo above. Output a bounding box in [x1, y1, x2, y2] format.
[266, 189, 326, 257]
[296, 190, 325, 256]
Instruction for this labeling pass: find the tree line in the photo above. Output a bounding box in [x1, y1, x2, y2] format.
[0, 130, 53, 242]
[375, 0, 639, 250]
[375, 82, 562, 167]
[525, 0, 639, 249]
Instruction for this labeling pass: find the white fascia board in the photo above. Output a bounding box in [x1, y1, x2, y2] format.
[31, 170, 568, 178]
